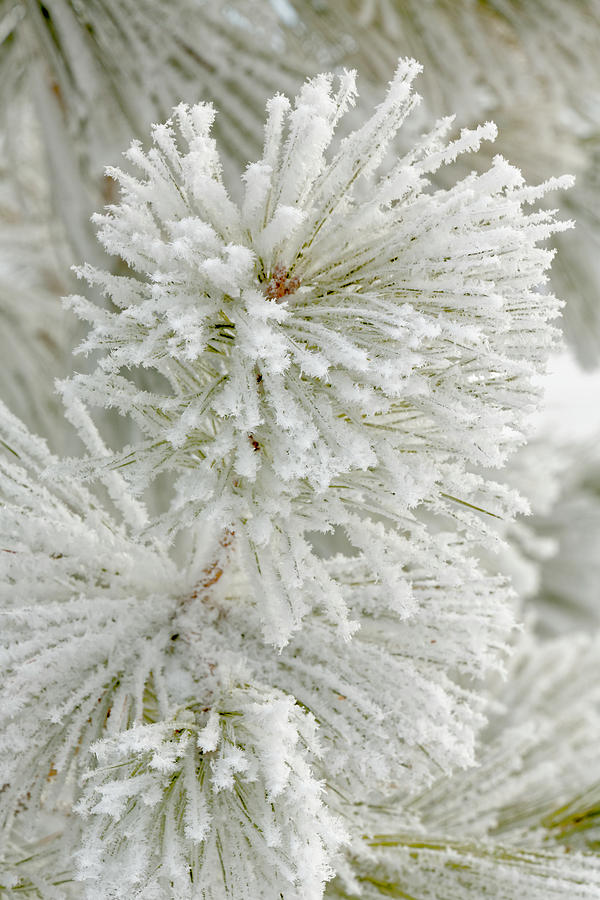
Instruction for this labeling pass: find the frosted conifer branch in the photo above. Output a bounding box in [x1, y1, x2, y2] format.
[329, 633, 600, 898]
[75, 687, 344, 899]
[406, 634, 600, 838]
[170, 543, 513, 798]
[64, 59, 571, 646]
[0, 401, 184, 832]
[329, 838, 600, 899]
[0, 400, 517, 893]
[0, 46, 588, 899]
[275, 1, 600, 364]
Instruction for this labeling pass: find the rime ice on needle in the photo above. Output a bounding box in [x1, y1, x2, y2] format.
[65, 58, 571, 648]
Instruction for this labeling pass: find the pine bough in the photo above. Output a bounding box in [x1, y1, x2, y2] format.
[0, 59, 591, 899]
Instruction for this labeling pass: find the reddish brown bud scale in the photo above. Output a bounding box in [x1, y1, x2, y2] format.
[264, 264, 301, 302]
